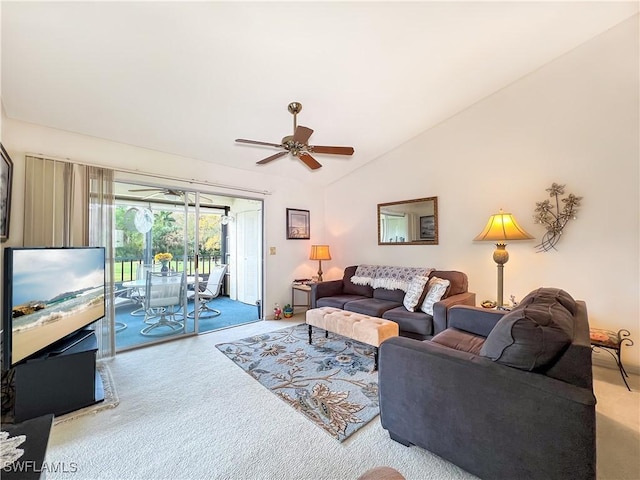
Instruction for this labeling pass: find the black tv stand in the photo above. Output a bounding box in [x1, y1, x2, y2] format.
[46, 328, 95, 356]
[12, 331, 104, 423]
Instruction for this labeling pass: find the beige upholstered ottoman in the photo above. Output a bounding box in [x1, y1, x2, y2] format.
[305, 307, 399, 370]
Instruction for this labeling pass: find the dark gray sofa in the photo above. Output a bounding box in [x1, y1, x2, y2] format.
[378, 288, 596, 480]
[310, 266, 476, 339]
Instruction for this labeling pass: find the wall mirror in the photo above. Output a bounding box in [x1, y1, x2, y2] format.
[378, 197, 438, 245]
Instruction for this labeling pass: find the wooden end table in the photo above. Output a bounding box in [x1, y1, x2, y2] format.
[589, 328, 633, 391]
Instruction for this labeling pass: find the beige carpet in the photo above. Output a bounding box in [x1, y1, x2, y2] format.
[46, 316, 640, 480]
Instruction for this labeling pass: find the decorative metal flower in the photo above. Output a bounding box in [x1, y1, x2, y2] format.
[533, 183, 582, 252]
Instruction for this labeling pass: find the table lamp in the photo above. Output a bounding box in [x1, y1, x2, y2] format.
[474, 210, 533, 307]
[309, 245, 331, 282]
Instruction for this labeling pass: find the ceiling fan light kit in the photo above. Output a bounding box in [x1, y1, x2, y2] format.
[235, 102, 355, 170]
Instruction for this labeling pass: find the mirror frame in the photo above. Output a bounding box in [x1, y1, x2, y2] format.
[377, 196, 438, 245]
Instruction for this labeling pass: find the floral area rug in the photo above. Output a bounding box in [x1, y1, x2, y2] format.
[215, 323, 379, 442]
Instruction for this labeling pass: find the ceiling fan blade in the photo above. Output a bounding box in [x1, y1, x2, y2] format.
[256, 151, 289, 165]
[298, 153, 322, 170]
[292, 126, 314, 144]
[309, 145, 355, 156]
[142, 192, 162, 200]
[236, 138, 283, 148]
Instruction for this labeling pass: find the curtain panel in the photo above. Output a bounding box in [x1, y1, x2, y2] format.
[88, 166, 116, 359]
[23, 156, 116, 358]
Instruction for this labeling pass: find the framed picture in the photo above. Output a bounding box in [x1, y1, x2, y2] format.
[286, 208, 310, 239]
[420, 215, 435, 240]
[1, 143, 13, 242]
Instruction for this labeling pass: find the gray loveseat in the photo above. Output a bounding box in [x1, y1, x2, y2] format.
[310, 266, 476, 339]
[378, 287, 596, 480]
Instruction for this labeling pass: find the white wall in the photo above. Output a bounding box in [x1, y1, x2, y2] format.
[1, 116, 327, 319]
[325, 16, 640, 370]
[2, 15, 638, 370]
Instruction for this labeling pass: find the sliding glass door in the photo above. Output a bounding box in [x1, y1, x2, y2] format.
[112, 180, 263, 351]
[112, 185, 194, 348]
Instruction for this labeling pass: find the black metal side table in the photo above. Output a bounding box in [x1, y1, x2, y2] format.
[589, 328, 634, 391]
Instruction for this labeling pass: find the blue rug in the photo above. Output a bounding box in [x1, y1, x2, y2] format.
[215, 323, 379, 442]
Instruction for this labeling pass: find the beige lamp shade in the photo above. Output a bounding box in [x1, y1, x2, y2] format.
[310, 245, 331, 282]
[309, 245, 331, 261]
[474, 210, 533, 308]
[473, 210, 533, 243]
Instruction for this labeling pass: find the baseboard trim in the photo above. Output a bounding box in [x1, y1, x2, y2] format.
[592, 353, 639, 376]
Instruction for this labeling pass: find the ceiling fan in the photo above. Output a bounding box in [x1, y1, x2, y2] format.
[128, 188, 212, 203]
[235, 102, 355, 170]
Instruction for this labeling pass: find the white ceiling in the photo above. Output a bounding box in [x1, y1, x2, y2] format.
[2, 1, 638, 186]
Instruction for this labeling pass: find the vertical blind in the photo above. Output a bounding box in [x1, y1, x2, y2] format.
[23, 156, 115, 359]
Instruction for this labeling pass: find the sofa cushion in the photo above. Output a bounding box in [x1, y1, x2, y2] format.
[431, 328, 485, 355]
[420, 277, 450, 315]
[543, 300, 593, 388]
[343, 266, 374, 297]
[519, 287, 577, 315]
[374, 288, 405, 302]
[344, 298, 402, 317]
[429, 270, 467, 298]
[480, 289, 575, 371]
[402, 275, 430, 312]
[317, 295, 369, 309]
[382, 307, 433, 337]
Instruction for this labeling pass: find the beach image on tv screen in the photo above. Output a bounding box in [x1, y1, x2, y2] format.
[11, 248, 105, 363]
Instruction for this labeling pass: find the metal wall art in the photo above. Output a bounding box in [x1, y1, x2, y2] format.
[533, 183, 582, 252]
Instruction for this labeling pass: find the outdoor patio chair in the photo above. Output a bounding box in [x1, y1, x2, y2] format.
[113, 287, 133, 332]
[129, 263, 155, 317]
[141, 271, 186, 336]
[187, 264, 227, 319]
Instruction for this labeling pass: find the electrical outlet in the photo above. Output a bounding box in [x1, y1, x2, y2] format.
[269, 247, 276, 255]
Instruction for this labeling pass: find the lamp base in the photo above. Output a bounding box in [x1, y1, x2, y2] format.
[493, 243, 509, 265]
[493, 243, 509, 309]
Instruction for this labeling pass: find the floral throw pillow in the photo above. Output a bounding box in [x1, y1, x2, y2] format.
[420, 277, 451, 315]
[402, 275, 429, 312]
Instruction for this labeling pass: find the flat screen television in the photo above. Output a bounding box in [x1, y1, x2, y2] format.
[2, 246, 106, 368]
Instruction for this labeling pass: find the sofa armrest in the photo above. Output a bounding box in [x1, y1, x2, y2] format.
[378, 336, 596, 480]
[432, 291, 476, 334]
[310, 280, 343, 308]
[447, 305, 505, 337]
[380, 336, 595, 407]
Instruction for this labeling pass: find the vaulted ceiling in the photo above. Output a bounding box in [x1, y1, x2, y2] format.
[2, 2, 638, 186]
